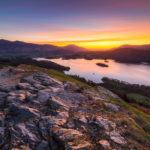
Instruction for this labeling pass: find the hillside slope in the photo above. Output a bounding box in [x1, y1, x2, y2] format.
[0, 66, 150, 150]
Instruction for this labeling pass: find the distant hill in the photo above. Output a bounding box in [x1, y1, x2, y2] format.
[119, 44, 150, 50]
[63, 44, 86, 51]
[64, 46, 150, 64]
[0, 39, 84, 57]
[1, 39, 150, 63]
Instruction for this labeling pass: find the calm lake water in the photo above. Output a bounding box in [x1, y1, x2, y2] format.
[36, 58, 150, 85]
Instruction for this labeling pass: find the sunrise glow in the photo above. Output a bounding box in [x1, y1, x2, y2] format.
[1, 0, 150, 49]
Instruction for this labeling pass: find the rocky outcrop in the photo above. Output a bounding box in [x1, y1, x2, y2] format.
[104, 103, 120, 112]
[0, 67, 128, 150]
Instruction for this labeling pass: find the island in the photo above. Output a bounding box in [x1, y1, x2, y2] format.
[96, 62, 109, 67]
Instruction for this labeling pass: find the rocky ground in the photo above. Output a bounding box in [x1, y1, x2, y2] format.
[0, 66, 149, 150]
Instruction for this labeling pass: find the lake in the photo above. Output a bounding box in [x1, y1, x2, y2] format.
[36, 58, 150, 85]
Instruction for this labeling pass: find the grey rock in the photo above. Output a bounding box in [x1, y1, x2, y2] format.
[55, 92, 89, 108]
[66, 93, 89, 104]
[104, 103, 120, 112]
[109, 130, 126, 145]
[39, 117, 52, 139]
[0, 114, 5, 127]
[29, 100, 41, 108]
[0, 67, 25, 92]
[64, 81, 79, 91]
[0, 127, 5, 146]
[83, 90, 103, 101]
[33, 83, 45, 90]
[10, 123, 41, 147]
[7, 90, 31, 104]
[49, 96, 69, 111]
[66, 141, 91, 150]
[0, 86, 16, 92]
[36, 141, 51, 150]
[67, 121, 75, 129]
[37, 89, 52, 103]
[39, 113, 69, 139]
[23, 72, 63, 88]
[21, 74, 41, 85]
[95, 116, 116, 131]
[16, 82, 32, 90]
[6, 104, 40, 123]
[73, 108, 88, 113]
[0, 115, 5, 146]
[27, 94, 37, 101]
[34, 73, 63, 87]
[74, 115, 87, 124]
[53, 127, 83, 142]
[99, 140, 110, 149]
[41, 115, 68, 127]
[48, 86, 65, 94]
[79, 116, 87, 124]
[0, 92, 8, 98]
[97, 86, 120, 99]
[0, 92, 7, 107]
[56, 111, 69, 120]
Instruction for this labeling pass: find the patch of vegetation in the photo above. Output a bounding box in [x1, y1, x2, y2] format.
[48, 69, 89, 86]
[103, 95, 150, 148]
[126, 93, 150, 108]
[0, 65, 3, 69]
[101, 77, 150, 111]
[69, 75, 99, 87]
[112, 97, 150, 134]
[122, 117, 150, 149]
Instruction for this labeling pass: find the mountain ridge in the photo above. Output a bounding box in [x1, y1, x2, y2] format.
[1, 39, 150, 64]
[1, 39, 150, 52]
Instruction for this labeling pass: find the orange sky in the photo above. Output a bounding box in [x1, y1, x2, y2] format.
[1, 0, 150, 50]
[34, 21, 150, 50]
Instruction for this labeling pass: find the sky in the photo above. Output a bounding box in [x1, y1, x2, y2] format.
[0, 0, 150, 50]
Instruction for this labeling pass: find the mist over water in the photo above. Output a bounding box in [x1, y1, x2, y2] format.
[36, 58, 150, 85]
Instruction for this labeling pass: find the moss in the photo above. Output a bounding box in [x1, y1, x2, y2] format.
[0, 65, 3, 69]
[114, 98, 150, 122]
[111, 97, 150, 138]
[48, 69, 89, 86]
[104, 95, 150, 148]
[126, 93, 150, 107]
[123, 118, 150, 146]
[101, 102, 109, 111]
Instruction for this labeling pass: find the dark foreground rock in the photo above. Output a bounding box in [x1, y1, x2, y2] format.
[0, 67, 149, 150]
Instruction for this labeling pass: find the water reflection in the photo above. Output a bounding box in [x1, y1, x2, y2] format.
[36, 58, 150, 85]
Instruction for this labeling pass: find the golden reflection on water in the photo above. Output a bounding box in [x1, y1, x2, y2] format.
[36, 58, 150, 85]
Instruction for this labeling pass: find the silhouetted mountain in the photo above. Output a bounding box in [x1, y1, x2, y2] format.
[0, 39, 82, 57]
[64, 47, 150, 64]
[1, 39, 150, 64]
[63, 44, 86, 51]
[119, 44, 150, 50]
